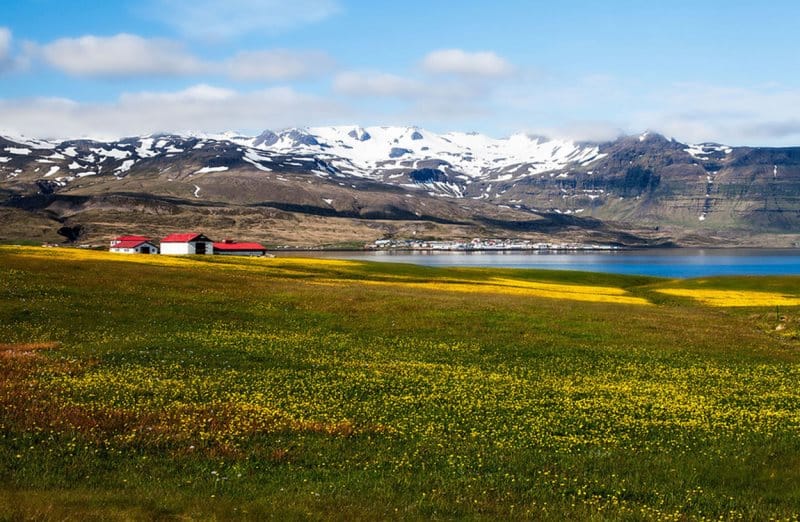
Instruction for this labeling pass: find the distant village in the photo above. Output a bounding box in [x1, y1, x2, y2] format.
[367, 238, 621, 251]
[109, 233, 271, 256]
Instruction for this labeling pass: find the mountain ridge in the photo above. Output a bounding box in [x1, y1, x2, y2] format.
[1, 127, 799, 247]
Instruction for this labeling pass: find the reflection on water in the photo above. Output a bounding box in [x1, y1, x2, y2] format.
[290, 249, 800, 278]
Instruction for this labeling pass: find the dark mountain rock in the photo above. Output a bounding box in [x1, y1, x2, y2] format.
[348, 128, 371, 141]
[389, 147, 412, 158]
[254, 130, 279, 147]
[284, 130, 320, 147]
[409, 168, 448, 184]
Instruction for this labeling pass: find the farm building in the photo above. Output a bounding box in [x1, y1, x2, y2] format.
[109, 235, 159, 254]
[213, 240, 268, 256]
[160, 233, 215, 255]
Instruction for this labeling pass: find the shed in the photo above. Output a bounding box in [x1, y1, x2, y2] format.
[213, 240, 268, 256]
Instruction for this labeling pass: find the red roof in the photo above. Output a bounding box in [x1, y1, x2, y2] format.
[213, 241, 266, 251]
[112, 240, 151, 249]
[162, 233, 208, 243]
[115, 235, 150, 242]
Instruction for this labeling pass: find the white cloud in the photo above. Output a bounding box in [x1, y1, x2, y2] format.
[0, 27, 22, 73]
[0, 85, 346, 140]
[630, 83, 800, 145]
[0, 27, 10, 62]
[32, 33, 334, 81]
[421, 49, 513, 77]
[36, 34, 203, 77]
[524, 121, 625, 143]
[331, 68, 498, 130]
[149, 0, 340, 40]
[333, 71, 422, 98]
[227, 50, 334, 81]
[121, 84, 238, 103]
[495, 76, 800, 145]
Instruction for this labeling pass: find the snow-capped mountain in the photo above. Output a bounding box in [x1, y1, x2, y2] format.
[0, 126, 609, 200]
[246, 126, 604, 179]
[2, 126, 800, 247]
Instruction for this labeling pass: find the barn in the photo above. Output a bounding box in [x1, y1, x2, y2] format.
[109, 235, 159, 254]
[213, 240, 268, 256]
[160, 233, 215, 255]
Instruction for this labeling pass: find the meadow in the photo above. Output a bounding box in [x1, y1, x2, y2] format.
[1, 246, 800, 520]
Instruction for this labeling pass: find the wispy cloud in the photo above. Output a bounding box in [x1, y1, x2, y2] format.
[35, 34, 203, 77]
[0, 27, 10, 62]
[631, 83, 800, 145]
[0, 85, 345, 140]
[421, 49, 513, 77]
[147, 0, 340, 40]
[0, 27, 18, 72]
[526, 121, 625, 143]
[332, 65, 497, 129]
[333, 71, 422, 98]
[226, 50, 334, 81]
[328, 49, 514, 131]
[30, 34, 333, 81]
[492, 77, 800, 144]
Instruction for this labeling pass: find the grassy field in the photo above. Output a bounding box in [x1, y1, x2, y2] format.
[2, 246, 800, 520]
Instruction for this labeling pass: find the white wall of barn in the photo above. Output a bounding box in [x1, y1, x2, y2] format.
[160, 242, 192, 255]
[160, 241, 214, 255]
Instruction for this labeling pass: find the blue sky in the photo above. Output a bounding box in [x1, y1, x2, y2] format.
[2, 0, 800, 144]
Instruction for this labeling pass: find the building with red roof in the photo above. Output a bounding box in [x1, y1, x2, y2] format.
[213, 239, 268, 256]
[109, 235, 158, 254]
[160, 233, 214, 255]
[111, 235, 150, 245]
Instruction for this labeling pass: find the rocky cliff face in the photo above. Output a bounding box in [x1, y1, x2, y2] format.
[495, 133, 800, 236]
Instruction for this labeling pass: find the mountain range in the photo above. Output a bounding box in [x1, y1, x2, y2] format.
[2, 126, 799, 247]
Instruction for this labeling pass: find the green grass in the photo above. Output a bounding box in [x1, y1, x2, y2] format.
[1, 246, 800, 520]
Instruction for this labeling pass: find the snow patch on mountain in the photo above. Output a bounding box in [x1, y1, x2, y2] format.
[195, 166, 229, 174]
[116, 159, 136, 173]
[136, 138, 158, 158]
[91, 147, 130, 160]
[685, 143, 732, 159]
[5, 147, 31, 155]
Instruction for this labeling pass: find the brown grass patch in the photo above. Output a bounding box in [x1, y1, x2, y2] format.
[0, 342, 60, 359]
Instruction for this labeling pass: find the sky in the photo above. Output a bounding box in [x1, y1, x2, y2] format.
[2, 0, 800, 145]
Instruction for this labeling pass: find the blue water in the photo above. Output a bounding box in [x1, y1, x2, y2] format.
[298, 249, 800, 278]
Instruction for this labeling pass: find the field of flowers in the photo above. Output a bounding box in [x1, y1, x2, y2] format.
[2, 246, 800, 519]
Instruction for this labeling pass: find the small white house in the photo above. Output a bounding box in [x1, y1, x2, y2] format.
[160, 233, 214, 255]
[109, 235, 159, 254]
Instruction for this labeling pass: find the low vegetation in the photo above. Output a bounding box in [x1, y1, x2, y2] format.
[1, 246, 799, 519]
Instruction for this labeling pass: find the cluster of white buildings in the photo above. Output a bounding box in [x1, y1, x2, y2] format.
[109, 233, 269, 256]
[369, 238, 619, 251]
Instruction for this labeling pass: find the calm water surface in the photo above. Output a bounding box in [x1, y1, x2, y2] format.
[292, 249, 800, 278]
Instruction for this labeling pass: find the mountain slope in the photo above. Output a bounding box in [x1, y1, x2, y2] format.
[1, 127, 799, 247]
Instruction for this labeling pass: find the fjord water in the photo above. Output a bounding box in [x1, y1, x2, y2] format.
[303, 249, 800, 278]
